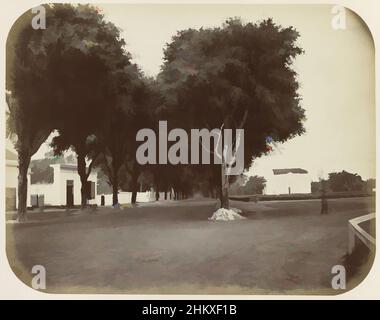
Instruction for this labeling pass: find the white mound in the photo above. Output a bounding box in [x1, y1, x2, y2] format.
[208, 207, 246, 221]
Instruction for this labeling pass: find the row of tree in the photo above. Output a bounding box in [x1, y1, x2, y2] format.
[312, 171, 375, 194]
[7, 4, 306, 220]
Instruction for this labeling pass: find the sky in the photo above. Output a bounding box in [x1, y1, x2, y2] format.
[8, 4, 375, 181]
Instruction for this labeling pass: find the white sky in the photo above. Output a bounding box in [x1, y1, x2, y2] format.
[8, 4, 375, 181]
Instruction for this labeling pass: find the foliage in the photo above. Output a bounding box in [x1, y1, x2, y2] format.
[328, 170, 364, 192]
[158, 18, 305, 169]
[311, 171, 375, 194]
[229, 175, 266, 195]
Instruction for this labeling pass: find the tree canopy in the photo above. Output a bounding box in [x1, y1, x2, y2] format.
[7, 8, 307, 214]
[159, 18, 305, 161]
[328, 170, 364, 192]
[7, 4, 136, 214]
[158, 18, 305, 208]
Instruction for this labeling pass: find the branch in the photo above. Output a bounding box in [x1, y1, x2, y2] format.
[199, 123, 224, 161]
[30, 129, 52, 155]
[237, 107, 249, 129]
[124, 161, 133, 175]
[199, 106, 248, 167]
[86, 152, 100, 179]
[102, 152, 113, 180]
[225, 130, 243, 176]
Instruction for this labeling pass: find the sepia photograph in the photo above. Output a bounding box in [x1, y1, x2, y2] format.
[4, 3, 376, 295]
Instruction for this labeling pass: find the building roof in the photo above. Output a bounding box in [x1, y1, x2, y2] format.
[56, 164, 78, 171]
[51, 163, 95, 172]
[6, 149, 17, 161]
[273, 168, 308, 175]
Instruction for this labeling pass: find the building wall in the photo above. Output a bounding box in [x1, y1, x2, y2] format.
[6, 160, 31, 209]
[54, 165, 97, 206]
[30, 165, 60, 206]
[29, 183, 58, 206]
[30, 164, 97, 206]
[265, 173, 311, 195]
[29, 163, 162, 207]
[96, 191, 156, 206]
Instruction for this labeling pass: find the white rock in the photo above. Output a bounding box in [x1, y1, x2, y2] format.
[208, 207, 246, 221]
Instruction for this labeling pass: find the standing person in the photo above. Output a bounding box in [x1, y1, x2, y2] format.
[321, 181, 328, 214]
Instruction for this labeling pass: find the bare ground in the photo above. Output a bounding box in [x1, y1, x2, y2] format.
[6, 197, 375, 295]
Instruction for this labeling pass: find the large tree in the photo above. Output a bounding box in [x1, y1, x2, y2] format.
[7, 4, 131, 216]
[158, 18, 306, 210]
[95, 75, 162, 206]
[328, 170, 364, 192]
[229, 175, 266, 195]
[123, 79, 163, 204]
[5, 6, 71, 219]
[47, 4, 131, 208]
[98, 70, 153, 206]
[6, 8, 57, 220]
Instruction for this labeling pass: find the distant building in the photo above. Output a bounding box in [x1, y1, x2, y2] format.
[5, 149, 31, 210]
[264, 168, 311, 195]
[30, 164, 97, 207]
[6, 150, 157, 209]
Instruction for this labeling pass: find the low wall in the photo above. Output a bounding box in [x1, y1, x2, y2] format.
[348, 213, 375, 254]
[230, 192, 375, 202]
[30, 183, 58, 206]
[96, 191, 157, 206]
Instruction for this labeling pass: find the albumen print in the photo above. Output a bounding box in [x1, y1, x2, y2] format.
[5, 3, 376, 294]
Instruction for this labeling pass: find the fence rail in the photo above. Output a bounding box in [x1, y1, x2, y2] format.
[348, 213, 375, 254]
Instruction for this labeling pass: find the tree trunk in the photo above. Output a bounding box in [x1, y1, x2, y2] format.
[131, 187, 137, 204]
[111, 163, 119, 206]
[131, 181, 138, 205]
[17, 150, 31, 221]
[211, 187, 216, 199]
[131, 169, 139, 205]
[220, 162, 230, 209]
[77, 152, 87, 209]
[112, 182, 118, 206]
[219, 120, 230, 209]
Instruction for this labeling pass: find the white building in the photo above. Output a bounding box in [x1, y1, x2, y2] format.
[30, 164, 97, 207]
[5, 149, 31, 210]
[264, 168, 311, 195]
[6, 148, 165, 209]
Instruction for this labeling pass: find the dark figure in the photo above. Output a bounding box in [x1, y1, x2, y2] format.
[321, 190, 328, 214]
